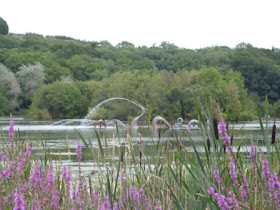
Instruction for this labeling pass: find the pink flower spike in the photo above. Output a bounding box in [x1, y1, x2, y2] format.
[9, 120, 14, 138]
[249, 140, 255, 159]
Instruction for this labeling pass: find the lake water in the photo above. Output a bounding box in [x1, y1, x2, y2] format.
[0, 116, 277, 178]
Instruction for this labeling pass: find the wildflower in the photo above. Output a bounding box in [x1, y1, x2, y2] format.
[14, 187, 25, 210]
[30, 163, 42, 192]
[208, 187, 231, 210]
[144, 197, 152, 210]
[113, 202, 118, 210]
[262, 157, 270, 179]
[50, 190, 60, 209]
[249, 140, 255, 159]
[92, 190, 99, 207]
[46, 162, 55, 193]
[218, 121, 231, 147]
[0, 151, 9, 161]
[9, 120, 14, 138]
[214, 170, 222, 184]
[120, 171, 125, 182]
[240, 185, 247, 199]
[227, 190, 239, 208]
[118, 200, 124, 209]
[155, 204, 162, 210]
[129, 187, 139, 206]
[25, 144, 31, 157]
[139, 188, 145, 199]
[31, 199, 37, 210]
[76, 141, 82, 160]
[103, 196, 110, 209]
[21, 184, 28, 193]
[2, 161, 15, 179]
[16, 153, 26, 175]
[62, 165, 71, 191]
[229, 162, 237, 180]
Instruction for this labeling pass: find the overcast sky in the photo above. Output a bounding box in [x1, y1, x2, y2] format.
[1, 0, 279, 49]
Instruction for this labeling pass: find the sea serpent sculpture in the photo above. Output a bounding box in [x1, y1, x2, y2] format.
[152, 117, 200, 130]
[85, 97, 146, 128]
[151, 116, 172, 129]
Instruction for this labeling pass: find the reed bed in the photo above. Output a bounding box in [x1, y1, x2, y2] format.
[0, 98, 280, 209]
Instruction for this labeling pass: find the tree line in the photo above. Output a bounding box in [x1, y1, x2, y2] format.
[0, 32, 279, 120]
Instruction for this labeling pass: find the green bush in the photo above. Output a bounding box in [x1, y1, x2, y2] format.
[30, 81, 87, 119]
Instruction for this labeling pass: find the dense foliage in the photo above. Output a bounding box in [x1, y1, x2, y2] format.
[0, 17, 8, 35]
[0, 33, 279, 119]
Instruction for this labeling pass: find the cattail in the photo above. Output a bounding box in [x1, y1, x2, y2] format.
[213, 117, 219, 140]
[206, 137, 211, 152]
[120, 143, 125, 162]
[272, 107, 276, 144]
[230, 134, 234, 146]
[139, 133, 143, 167]
[211, 98, 219, 140]
[121, 150, 124, 162]
[272, 124, 276, 144]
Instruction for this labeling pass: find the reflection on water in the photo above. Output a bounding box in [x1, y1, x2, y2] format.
[0, 116, 277, 178]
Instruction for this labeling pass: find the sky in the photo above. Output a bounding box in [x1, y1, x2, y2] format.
[1, 0, 279, 49]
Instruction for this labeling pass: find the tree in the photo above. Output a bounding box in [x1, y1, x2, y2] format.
[45, 64, 72, 83]
[0, 17, 8, 35]
[0, 64, 21, 109]
[30, 81, 86, 119]
[16, 62, 45, 108]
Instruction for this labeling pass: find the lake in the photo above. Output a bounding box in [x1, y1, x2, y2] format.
[0, 116, 277, 178]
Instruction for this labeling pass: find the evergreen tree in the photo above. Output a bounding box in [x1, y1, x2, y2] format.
[0, 17, 9, 35]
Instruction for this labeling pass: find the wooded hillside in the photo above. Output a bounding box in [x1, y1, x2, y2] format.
[1, 33, 279, 120]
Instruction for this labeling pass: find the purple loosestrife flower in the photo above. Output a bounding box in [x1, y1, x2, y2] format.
[229, 162, 237, 180]
[239, 175, 249, 199]
[144, 197, 152, 210]
[21, 184, 28, 193]
[9, 120, 14, 138]
[92, 190, 99, 207]
[2, 161, 15, 179]
[0, 151, 9, 161]
[249, 140, 255, 159]
[129, 187, 140, 206]
[103, 196, 110, 210]
[120, 171, 125, 182]
[240, 185, 247, 199]
[262, 157, 270, 179]
[227, 190, 239, 209]
[30, 163, 42, 192]
[218, 121, 231, 146]
[16, 153, 26, 175]
[31, 199, 37, 210]
[25, 144, 31, 157]
[76, 141, 82, 160]
[155, 204, 162, 210]
[113, 202, 118, 210]
[14, 187, 25, 210]
[62, 165, 71, 191]
[118, 200, 124, 209]
[50, 190, 60, 210]
[46, 163, 55, 193]
[208, 187, 231, 210]
[140, 188, 145, 199]
[72, 184, 77, 201]
[214, 170, 222, 184]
